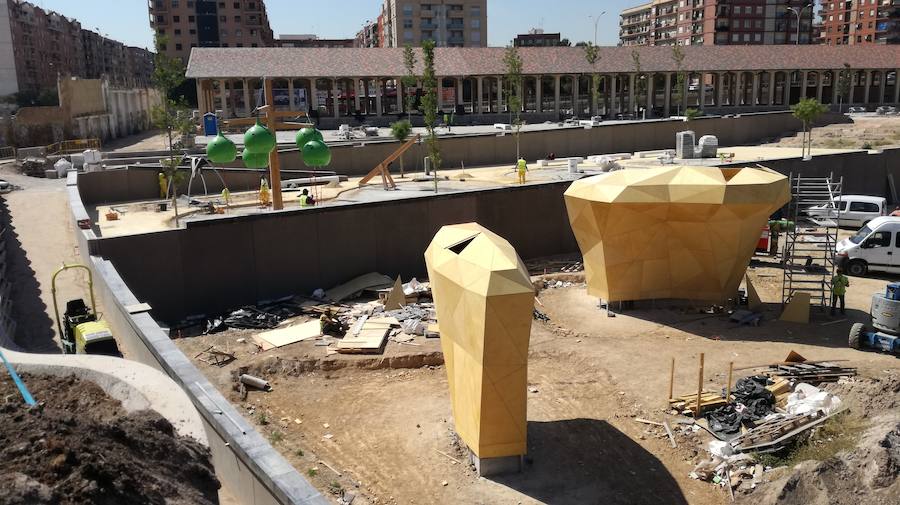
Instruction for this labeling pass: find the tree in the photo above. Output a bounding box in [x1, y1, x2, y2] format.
[582, 42, 600, 117]
[390, 119, 412, 178]
[503, 45, 524, 160]
[420, 40, 441, 193]
[574, 41, 589, 47]
[151, 34, 188, 225]
[631, 49, 646, 117]
[684, 108, 701, 121]
[671, 44, 686, 116]
[401, 44, 418, 122]
[836, 63, 852, 114]
[558, 38, 572, 47]
[791, 98, 828, 158]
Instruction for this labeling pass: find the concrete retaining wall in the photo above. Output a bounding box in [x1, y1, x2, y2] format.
[66, 172, 328, 505]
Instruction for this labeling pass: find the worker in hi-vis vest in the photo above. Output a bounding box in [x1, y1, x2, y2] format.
[299, 188, 315, 207]
[158, 172, 168, 199]
[517, 158, 528, 184]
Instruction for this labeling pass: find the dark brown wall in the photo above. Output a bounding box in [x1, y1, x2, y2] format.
[92, 182, 578, 323]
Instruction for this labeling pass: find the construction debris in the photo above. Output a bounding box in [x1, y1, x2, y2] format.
[326, 272, 394, 303]
[194, 345, 236, 367]
[239, 373, 272, 391]
[763, 361, 857, 384]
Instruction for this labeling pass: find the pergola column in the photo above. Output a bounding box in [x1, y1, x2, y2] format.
[589, 75, 597, 116]
[751, 73, 760, 107]
[456, 77, 463, 111]
[243, 78, 251, 115]
[646, 73, 654, 114]
[535, 75, 542, 113]
[375, 78, 383, 116]
[572, 75, 579, 116]
[476, 76, 484, 113]
[864, 70, 872, 104]
[768, 71, 776, 106]
[879, 71, 887, 105]
[218, 79, 227, 116]
[553, 75, 561, 115]
[610, 74, 618, 116]
[197, 81, 208, 115]
[717, 72, 726, 106]
[395, 77, 403, 114]
[496, 76, 503, 112]
[629, 73, 636, 114]
[663, 72, 672, 115]
[782, 73, 791, 105]
[801, 71, 809, 99]
[832, 70, 841, 105]
[332, 79, 340, 118]
[699, 73, 707, 109]
[734, 74, 742, 106]
[894, 69, 900, 104]
[288, 80, 296, 111]
[816, 72, 825, 103]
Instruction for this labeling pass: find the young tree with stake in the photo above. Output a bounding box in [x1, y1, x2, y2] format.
[421, 40, 441, 193]
[503, 45, 524, 160]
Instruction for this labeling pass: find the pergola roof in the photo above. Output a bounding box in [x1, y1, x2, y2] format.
[186, 46, 900, 79]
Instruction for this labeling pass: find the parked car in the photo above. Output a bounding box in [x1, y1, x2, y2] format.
[835, 216, 900, 276]
[805, 195, 887, 228]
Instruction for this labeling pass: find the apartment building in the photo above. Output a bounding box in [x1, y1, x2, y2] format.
[381, 0, 487, 48]
[356, 17, 382, 48]
[275, 35, 354, 48]
[819, 0, 900, 45]
[0, 0, 153, 98]
[513, 29, 562, 47]
[620, 0, 816, 46]
[148, 0, 275, 62]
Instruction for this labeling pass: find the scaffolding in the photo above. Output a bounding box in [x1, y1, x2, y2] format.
[781, 173, 843, 310]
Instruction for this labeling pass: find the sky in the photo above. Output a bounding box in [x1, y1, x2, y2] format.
[30, 0, 641, 50]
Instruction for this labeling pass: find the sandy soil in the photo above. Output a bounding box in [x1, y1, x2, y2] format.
[768, 115, 900, 151]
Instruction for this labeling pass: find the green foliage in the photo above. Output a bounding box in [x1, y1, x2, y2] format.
[7, 89, 59, 107]
[269, 430, 284, 445]
[327, 481, 343, 495]
[791, 97, 828, 124]
[631, 49, 646, 97]
[685, 108, 701, 121]
[152, 34, 186, 100]
[558, 38, 572, 46]
[307, 468, 318, 477]
[420, 40, 441, 189]
[295, 448, 304, 457]
[582, 42, 601, 115]
[390, 119, 412, 143]
[402, 44, 418, 118]
[503, 45, 524, 158]
[256, 411, 269, 425]
[836, 63, 852, 112]
[751, 413, 862, 468]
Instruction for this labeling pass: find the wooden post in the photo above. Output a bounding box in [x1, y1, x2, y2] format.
[263, 78, 284, 210]
[695, 353, 704, 417]
[668, 357, 675, 401]
[726, 361, 734, 403]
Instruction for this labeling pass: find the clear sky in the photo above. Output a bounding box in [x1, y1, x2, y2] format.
[31, 0, 639, 50]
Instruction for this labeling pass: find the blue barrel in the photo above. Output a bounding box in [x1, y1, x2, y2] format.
[886, 283, 900, 301]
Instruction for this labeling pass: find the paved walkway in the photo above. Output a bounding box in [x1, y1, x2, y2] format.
[1, 164, 84, 352]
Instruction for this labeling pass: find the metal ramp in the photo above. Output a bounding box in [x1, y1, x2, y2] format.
[781, 173, 843, 310]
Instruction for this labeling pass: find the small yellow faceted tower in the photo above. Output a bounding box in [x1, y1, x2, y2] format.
[425, 223, 534, 467]
[564, 166, 789, 303]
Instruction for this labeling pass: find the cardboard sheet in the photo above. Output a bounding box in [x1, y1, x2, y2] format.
[253, 320, 321, 350]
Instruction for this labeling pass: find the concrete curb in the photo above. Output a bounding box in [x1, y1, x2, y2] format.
[1, 347, 208, 444]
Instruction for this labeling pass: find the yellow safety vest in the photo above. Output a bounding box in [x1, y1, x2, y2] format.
[517, 159, 527, 172]
[300, 195, 310, 207]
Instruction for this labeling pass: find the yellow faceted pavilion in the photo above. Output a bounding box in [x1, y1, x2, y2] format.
[564, 166, 789, 303]
[425, 223, 534, 460]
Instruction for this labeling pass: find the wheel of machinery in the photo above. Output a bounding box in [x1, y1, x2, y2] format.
[847, 259, 868, 277]
[849, 322, 863, 350]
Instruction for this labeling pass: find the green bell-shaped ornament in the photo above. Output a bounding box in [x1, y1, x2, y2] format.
[302, 140, 331, 167]
[243, 119, 276, 154]
[206, 132, 237, 163]
[242, 150, 270, 169]
[295, 127, 323, 150]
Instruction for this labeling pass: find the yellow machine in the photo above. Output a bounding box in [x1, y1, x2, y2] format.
[51, 264, 121, 357]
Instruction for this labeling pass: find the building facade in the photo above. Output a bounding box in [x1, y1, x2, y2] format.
[381, 0, 487, 48]
[274, 35, 354, 48]
[148, 0, 275, 62]
[0, 0, 153, 99]
[819, 0, 900, 45]
[620, 0, 816, 46]
[355, 19, 381, 47]
[514, 29, 561, 47]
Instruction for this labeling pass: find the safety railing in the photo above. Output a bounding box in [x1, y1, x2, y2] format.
[47, 138, 101, 155]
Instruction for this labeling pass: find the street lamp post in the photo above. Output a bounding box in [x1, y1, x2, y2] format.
[588, 11, 607, 46]
[786, 2, 814, 45]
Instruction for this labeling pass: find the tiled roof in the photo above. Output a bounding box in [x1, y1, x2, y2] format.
[186, 46, 900, 79]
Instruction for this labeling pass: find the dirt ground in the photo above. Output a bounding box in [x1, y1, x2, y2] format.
[0, 373, 220, 505]
[768, 115, 900, 151]
[171, 241, 900, 505]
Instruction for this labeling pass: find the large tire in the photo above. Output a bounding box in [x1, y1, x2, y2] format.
[849, 322, 864, 350]
[847, 259, 868, 277]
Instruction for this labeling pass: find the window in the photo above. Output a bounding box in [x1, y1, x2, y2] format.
[220, 15, 226, 22]
[174, 28, 181, 35]
[743, 33, 750, 41]
[251, 43, 258, 47]
[403, 19, 413, 28]
[234, 2, 240, 7]
[173, 15, 180, 22]
[403, 3, 413, 16]
[850, 202, 880, 213]
[189, 28, 196, 34]
[235, 29, 242, 37]
[235, 16, 241, 22]
[403, 30, 413, 40]
[865, 231, 891, 248]
[731, 33, 739, 41]
[471, 19, 480, 29]
[754, 33, 761, 42]
[471, 31, 481, 42]
[188, 15, 195, 22]
[175, 43, 182, 50]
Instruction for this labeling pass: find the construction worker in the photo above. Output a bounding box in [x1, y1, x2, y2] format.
[221, 187, 231, 206]
[259, 178, 270, 207]
[319, 309, 344, 337]
[517, 157, 528, 184]
[158, 172, 168, 199]
[299, 188, 315, 207]
[831, 268, 850, 316]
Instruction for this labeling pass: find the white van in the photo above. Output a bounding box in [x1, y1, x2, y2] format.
[835, 216, 900, 276]
[805, 195, 887, 228]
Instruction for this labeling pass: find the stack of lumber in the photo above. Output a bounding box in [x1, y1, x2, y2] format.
[766, 377, 791, 408]
[763, 362, 856, 384]
[669, 390, 727, 415]
[336, 317, 396, 354]
[730, 411, 836, 452]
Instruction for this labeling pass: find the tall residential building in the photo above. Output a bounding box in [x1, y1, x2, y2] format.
[0, 0, 153, 98]
[148, 0, 275, 62]
[819, 0, 900, 45]
[619, 0, 816, 46]
[356, 18, 381, 47]
[381, 0, 487, 48]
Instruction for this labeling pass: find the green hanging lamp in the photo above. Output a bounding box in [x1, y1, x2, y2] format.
[243, 119, 276, 154]
[206, 132, 237, 164]
[242, 149, 270, 169]
[295, 127, 324, 150]
[301, 140, 331, 167]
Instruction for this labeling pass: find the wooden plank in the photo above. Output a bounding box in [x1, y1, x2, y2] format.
[253, 320, 321, 350]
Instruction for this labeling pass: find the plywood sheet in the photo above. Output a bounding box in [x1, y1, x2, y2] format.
[325, 272, 394, 302]
[780, 292, 810, 324]
[253, 320, 321, 350]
